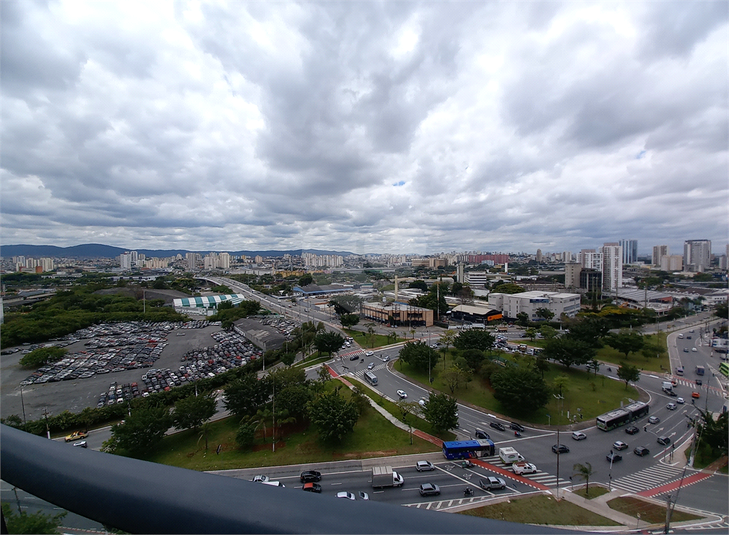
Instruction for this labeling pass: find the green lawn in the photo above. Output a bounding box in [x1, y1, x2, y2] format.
[607, 496, 701, 523]
[573, 486, 609, 499]
[344, 329, 402, 349]
[461, 494, 621, 526]
[396, 349, 640, 426]
[136, 382, 440, 471]
[597, 332, 669, 373]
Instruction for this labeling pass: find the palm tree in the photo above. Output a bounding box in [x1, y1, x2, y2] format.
[573, 462, 595, 496]
[197, 421, 212, 451]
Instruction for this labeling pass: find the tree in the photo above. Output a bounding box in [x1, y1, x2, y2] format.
[516, 312, 529, 327]
[409, 280, 428, 292]
[235, 422, 256, 449]
[171, 392, 217, 431]
[539, 325, 557, 339]
[2, 503, 66, 534]
[307, 388, 359, 442]
[421, 392, 459, 433]
[276, 384, 313, 420]
[224, 373, 270, 419]
[280, 352, 296, 366]
[492, 282, 526, 294]
[298, 273, 313, 287]
[695, 408, 728, 456]
[340, 313, 360, 328]
[714, 302, 728, 320]
[453, 330, 495, 352]
[533, 356, 550, 379]
[586, 359, 601, 375]
[542, 337, 596, 369]
[313, 331, 345, 356]
[19, 347, 68, 368]
[524, 327, 538, 341]
[568, 317, 610, 348]
[217, 300, 234, 311]
[109, 406, 172, 455]
[460, 349, 486, 372]
[535, 308, 554, 322]
[617, 363, 640, 390]
[398, 341, 440, 374]
[442, 365, 468, 394]
[491, 366, 550, 415]
[573, 462, 595, 496]
[606, 331, 645, 359]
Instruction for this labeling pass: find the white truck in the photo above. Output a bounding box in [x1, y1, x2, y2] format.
[662, 381, 673, 393]
[371, 466, 404, 488]
[498, 447, 523, 465]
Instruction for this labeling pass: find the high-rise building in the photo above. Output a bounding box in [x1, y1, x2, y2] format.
[600, 243, 623, 294]
[186, 252, 201, 271]
[119, 253, 132, 270]
[536, 249, 543, 263]
[218, 252, 230, 270]
[579, 249, 602, 270]
[683, 240, 711, 272]
[564, 262, 581, 289]
[619, 240, 638, 264]
[652, 245, 669, 267]
[660, 255, 683, 271]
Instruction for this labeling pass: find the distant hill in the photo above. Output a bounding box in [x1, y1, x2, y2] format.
[0, 243, 356, 259]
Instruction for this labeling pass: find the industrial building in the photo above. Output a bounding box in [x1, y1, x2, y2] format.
[487, 291, 581, 321]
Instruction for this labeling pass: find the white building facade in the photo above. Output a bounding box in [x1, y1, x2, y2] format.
[487, 291, 581, 320]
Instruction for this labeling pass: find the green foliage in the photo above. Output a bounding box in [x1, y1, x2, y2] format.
[211, 284, 233, 294]
[280, 352, 296, 366]
[207, 299, 261, 323]
[605, 331, 644, 359]
[298, 274, 314, 287]
[617, 363, 640, 389]
[572, 462, 595, 496]
[110, 406, 172, 455]
[217, 300, 234, 310]
[171, 392, 217, 431]
[460, 349, 486, 372]
[542, 337, 596, 369]
[2, 502, 66, 534]
[454, 330, 495, 352]
[524, 327, 538, 341]
[307, 388, 359, 442]
[535, 307, 555, 321]
[235, 422, 256, 449]
[491, 282, 526, 294]
[421, 392, 459, 433]
[398, 341, 440, 374]
[696, 409, 728, 456]
[19, 346, 68, 368]
[516, 312, 529, 326]
[224, 373, 271, 419]
[409, 280, 428, 291]
[313, 331, 345, 355]
[491, 366, 550, 415]
[539, 325, 557, 339]
[714, 302, 728, 320]
[568, 316, 611, 347]
[276, 384, 312, 420]
[340, 313, 360, 327]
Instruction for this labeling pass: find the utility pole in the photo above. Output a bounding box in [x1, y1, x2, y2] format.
[19, 385, 26, 425]
[42, 408, 51, 439]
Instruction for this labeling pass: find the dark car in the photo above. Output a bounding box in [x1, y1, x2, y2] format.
[419, 483, 441, 497]
[475, 428, 490, 440]
[552, 444, 570, 454]
[302, 482, 322, 493]
[606, 452, 623, 463]
[657, 436, 671, 446]
[300, 470, 322, 483]
[490, 422, 506, 432]
[509, 422, 525, 433]
[349, 355, 359, 361]
[625, 426, 640, 435]
[634, 446, 650, 456]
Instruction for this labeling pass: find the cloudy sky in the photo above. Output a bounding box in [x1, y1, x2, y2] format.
[1, 1, 727, 256]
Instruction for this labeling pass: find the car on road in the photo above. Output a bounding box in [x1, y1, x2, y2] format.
[625, 426, 639, 435]
[336, 491, 356, 500]
[419, 483, 441, 496]
[300, 470, 322, 483]
[73, 441, 88, 448]
[695, 379, 702, 386]
[552, 444, 570, 454]
[613, 441, 628, 451]
[489, 421, 506, 431]
[475, 428, 490, 440]
[676, 397, 685, 404]
[396, 390, 407, 399]
[349, 355, 359, 361]
[252, 475, 269, 483]
[692, 391, 700, 399]
[365, 351, 374, 356]
[416, 460, 435, 472]
[65, 431, 89, 442]
[509, 422, 525, 432]
[367, 362, 374, 370]
[648, 416, 660, 424]
[657, 436, 671, 446]
[667, 402, 677, 410]
[634, 446, 650, 456]
[512, 462, 538, 475]
[606, 452, 623, 463]
[683, 348, 689, 353]
[571, 431, 587, 441]
[691, 347, 697, 352]
[479, 477, 506, 491]
[419, 398, 427, 407]
[358, 491, 370, 500]
[382, 356, 390, 362]
[302, 483, 322, 493]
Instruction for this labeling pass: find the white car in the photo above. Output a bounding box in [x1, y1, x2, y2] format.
[251, 475, 269, 483]
[418, 398, 427, 407]
[676, 397, 685, 404]
[691, 348, 697, 352]
[366, 351, 374, 356]
[416, 460, 435, 472]
[367, 362, 374, 370]
[396, 390, 407, 399]
[512, 462, 537, 475]
[666, 402, 677, 410]
[336, 491, 356, 500]
[571, 431, 587, 441]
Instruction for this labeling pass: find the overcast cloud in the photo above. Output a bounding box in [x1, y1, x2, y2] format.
[1, 0, 727, 256]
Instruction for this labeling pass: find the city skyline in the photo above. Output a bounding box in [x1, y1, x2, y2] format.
[1, 2, 727, 255]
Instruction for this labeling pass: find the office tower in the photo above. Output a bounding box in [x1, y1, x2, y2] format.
[683, 240, 711, 272]
[564, 262, 581, 289]
[600, 243, 623, 294]
[652, 245, 669, 267]
[619, 239, 638, 264]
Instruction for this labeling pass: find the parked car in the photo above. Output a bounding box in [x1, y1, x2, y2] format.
[634, 446, 650, 456]
[300, 470, 322, 483]
[552, 444, 570, 454]
[416, 460, 435, 472]
[571, 431, 587, 441]
[475, 428, 490, 440]
[479, 477, 506, 491]
[625, 426, 639, 435]
[512, 462, 538, 475]
[302, 483, 322, 493]
[613, 441, 628, 451]
[606, 452, 623, 463]
[419, 483, 441, 496]
[489, 421, 506, 432]
[396, 389, 407, 399]
[648, 416, 660, 424]
[657, 436, 671, 446]
[336, 491, 356, 500]
[666, 402, 677, 410]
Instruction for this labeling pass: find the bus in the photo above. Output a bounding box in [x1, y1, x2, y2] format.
[719, 362, 729, 378]
[442, 439, 495, 460]
[596, 401, 649, 431]
[364, 371, 378, 385]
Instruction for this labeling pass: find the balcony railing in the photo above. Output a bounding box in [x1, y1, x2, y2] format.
[1, 424, 567, 533]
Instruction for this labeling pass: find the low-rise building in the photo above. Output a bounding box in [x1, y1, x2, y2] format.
[361, 301, 434, 327]
[487, 291, 581, 320]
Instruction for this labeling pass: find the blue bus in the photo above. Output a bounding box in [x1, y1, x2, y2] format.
[442, 439, 495, 460]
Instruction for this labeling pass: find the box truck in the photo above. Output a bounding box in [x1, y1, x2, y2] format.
[371, 466, 404, 488]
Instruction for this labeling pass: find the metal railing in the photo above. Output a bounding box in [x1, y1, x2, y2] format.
[1, 424, 567, 534]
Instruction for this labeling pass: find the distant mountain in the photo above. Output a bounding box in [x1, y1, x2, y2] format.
[1, 243, 356, 259]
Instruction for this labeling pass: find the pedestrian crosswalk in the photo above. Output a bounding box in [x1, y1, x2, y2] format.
[479, 455, 569, 489]
[403, 495, 494, 511]
[610, 463, 684, 493]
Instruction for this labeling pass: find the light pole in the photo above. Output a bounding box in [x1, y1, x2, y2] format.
[608, 449, 615, 490]
[19, 385, 26, 425]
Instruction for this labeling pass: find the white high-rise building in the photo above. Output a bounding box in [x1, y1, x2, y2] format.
[579, 249, 602, 271]
[600, 243, 623, 294]
[652, 245, 669, 267]
[683, 240, 711, 272]
[218, 252, 230, 270]
[119, 253, 133, 270]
